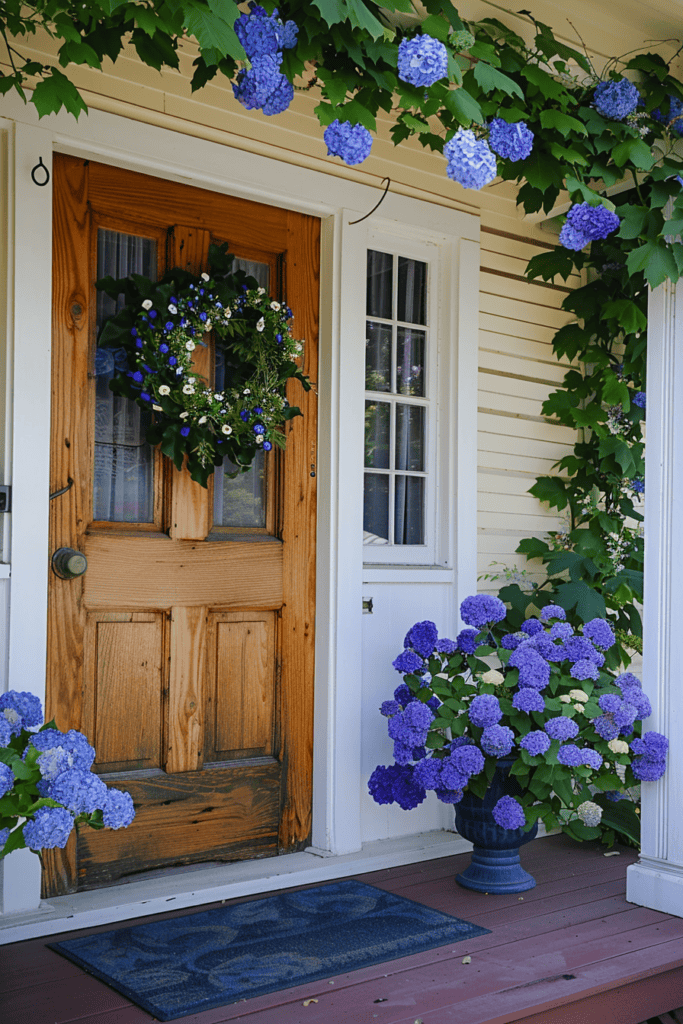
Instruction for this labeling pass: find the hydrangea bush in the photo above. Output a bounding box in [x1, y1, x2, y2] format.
[369, 595, 665, 847]
[95, 242, 309, 487]
[0, 691, 135, 858]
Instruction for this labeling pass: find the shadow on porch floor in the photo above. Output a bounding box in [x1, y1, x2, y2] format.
[2, 833, 683, 1024]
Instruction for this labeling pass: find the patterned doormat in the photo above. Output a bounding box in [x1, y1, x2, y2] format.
[50, 879, 490, 1021]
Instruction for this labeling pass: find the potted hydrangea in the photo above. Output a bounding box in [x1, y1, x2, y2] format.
[0, 691, 135, 859]
[369, 594, 666, 893]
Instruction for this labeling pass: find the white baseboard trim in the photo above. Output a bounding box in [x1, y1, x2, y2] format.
[0, 830, 474, 945]
[626, 857, 683, 919]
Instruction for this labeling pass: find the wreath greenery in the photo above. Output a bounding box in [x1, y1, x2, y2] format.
[96, 242, 309, 487]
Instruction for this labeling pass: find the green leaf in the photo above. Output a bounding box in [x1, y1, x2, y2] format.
[420, 15, 450, 43]
[32, 68, 88, 119]
[526, 249, 576, 282]
[400, 113, 431, 134]
[611, 137, 655, 171]
[528, 476, 568, 511]
[540, 109, 588, 138]
[472, 62, 523, 100]
[444, 87, 483, 126]
[555, 581, 606, 621]
[598, 437, 636, 476]
[184, 0, 242, 60]
[626, 241, 679, 288]
[520, 64, 567, 100]
[0, 826, 27, 860]
[600, 299, 647, 335]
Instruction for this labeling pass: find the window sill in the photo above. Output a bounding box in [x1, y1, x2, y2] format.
[362, 564, 454, 584]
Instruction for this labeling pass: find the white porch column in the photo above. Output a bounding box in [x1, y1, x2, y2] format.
[626, 275, 683, 917]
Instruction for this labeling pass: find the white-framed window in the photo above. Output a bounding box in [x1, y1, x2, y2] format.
[363, 233, 441, 565]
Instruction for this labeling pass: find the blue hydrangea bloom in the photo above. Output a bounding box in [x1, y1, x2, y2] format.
[404, 620, 439, 658]
[0, 716, 11, 747]
[544, 716, 579, 741]
[439, 759, 469, 791]
[233, 56, 293, 116]
[0, 826, 9, 850]
[392, 649, 424, 675]
[541, 604, 566, 623]
[397, 34, 448, 88]
[324, 120, 373, 165]
[444, 129, 497, 190]
[549, 622, 573, 642]
[394, 683, 413, 707]
[594, 78, 640, 120]
[102, 788, 135, 829]
[593, 714, 620, 741]
[556, 743, 584, 767]
[613, 701, 637, 732]
[412, 757, 442, 790]
[449, 744, 485, 778]
[509, 647, 550, 690]
[525, 634, 562, 662]
[599, 694, 621, 714]
[562, 636, 599, 665]
[488, 118, 534, 161]
[480, 724, 514, 757]
[653, 96, 683, 136]
[460, 594, 506, 628]
[235, 4, 297, 59]
[582, 748, 604, 770]
[621, 687, 651, 720]
[435, 787, 465, 804]
[435, 637, 458, 654]
[387, 701, 434, 749]
[615, 671, 642, 690]
[262, 73, 294, 115]
[500, 632, 525, 650]
[456, 628, 479, 654]
[468, 693, 503, 728]
[583, 618, 616, 650]
[23, 806, 74, 850]
[36, 746, 74, 782]
[633, 391, 646, 409]
[0, 690, 43, 736]
[570, 658, 600, 682]
[520, 618, 543, 636]
[559, 203, 621, 251]
[512, 688, 545, 713]
[632, 758, 667, 781]
[380, 700, 401, 717]
[492, 794, 525, 830]
[0, 762, 13, 798]
[368, 763, 426, 809]
[49, 768, 108, 814]
[519, 730, 551, 756]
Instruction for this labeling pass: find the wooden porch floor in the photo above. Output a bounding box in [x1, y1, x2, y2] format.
[3, 833, 683, 1024]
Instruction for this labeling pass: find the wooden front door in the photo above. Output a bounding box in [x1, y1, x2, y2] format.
[45, 155, 319, 895]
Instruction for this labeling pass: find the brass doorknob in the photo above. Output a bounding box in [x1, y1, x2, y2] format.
[52, 547, 87, 579]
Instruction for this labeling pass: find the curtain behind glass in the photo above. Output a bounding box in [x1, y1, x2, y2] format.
[94, 230, 156, 523]
[213, 258, 270, 528]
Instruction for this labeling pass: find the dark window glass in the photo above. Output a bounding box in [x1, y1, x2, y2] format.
[397, 256, 426, 325]
[366, 250, 393, 319]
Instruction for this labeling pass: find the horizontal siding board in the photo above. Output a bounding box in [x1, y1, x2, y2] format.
[479, 349, 568, 383]
[478, 430, 573, 461]
[478, 389, 558, 420]
[479, 509, 565, 531]
[480, 312, 562, 345]
[480, 269, 571, 308]
[479, 411, 576, 444]
[478, 471, 559, 498]
[479, 330, 570, 368]
[478, 373, 559, 403]
[480, 292, 573, 330]
[478, 449, 559, 477]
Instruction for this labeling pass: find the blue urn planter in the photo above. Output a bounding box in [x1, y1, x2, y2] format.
[454, 757, 538, 894]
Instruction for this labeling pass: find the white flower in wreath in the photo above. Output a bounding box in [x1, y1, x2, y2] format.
[186, 340, 196, 351]
[158, 385, 171, 396]
[204, 320, 212, 332]
[225, 308, 232, 319]
[182, 384, 195, 395]
[153, 404, 163, 412]
[198, 416, 208, 425]
[201, 272, 210, 282]
[243, 389, 251, 395]
[142, 299, 153, 310]
[255, 435, 264, 445]
[256, 318, 265, 332]
[168, 304, 178, 314]
[222, 424, 233, 435]
[214, 393, 223, 402]
[258, 287, 266, 295]
[270, 301, 281, 311]
[180, 411, 190, 419]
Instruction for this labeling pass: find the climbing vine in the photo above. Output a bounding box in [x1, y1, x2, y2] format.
[3, 2, 682, 649]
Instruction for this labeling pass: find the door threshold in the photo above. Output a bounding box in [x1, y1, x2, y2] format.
[0, 830, 473, 944]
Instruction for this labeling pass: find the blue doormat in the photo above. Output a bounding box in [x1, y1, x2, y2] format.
[50, 879, 490, 1021]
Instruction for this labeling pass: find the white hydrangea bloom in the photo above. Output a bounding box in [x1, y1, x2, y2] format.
[559, 694, 572, 704]
[569, 689, 589, 703]
[182, 384, 195, 395]
[201, 272, 210, 281]
[482, 670, 505, 686]
[608, 738, 629, 755]
[141, 299, 153, 310]
[185, 340, 196, 351]
[577, 800, 602, 827]
[573, 704, 585, 712]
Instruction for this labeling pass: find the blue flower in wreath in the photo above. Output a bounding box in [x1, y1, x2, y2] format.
[180, 426, 190, 437]
[129, 370, 143, 383]
[159, 343, 169, 353]
[253, 424, 266, 434]
[263, 441, 272, 450]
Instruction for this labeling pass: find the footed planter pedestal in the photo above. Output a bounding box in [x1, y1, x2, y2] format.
[454, 757, 538, 894]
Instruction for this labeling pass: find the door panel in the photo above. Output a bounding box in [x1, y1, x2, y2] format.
[46, 154, 319, 894]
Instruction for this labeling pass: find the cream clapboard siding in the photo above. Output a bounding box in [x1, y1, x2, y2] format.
[477, 228, 578, 591]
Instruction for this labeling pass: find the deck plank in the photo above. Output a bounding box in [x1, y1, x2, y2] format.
[0, 834, 681, 1024]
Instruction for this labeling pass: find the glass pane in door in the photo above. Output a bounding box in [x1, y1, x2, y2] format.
[213, 258, 270, 528]
[94, 230, 156, 523]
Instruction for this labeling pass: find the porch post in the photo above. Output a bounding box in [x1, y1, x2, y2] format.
[626, 274, 683, 917]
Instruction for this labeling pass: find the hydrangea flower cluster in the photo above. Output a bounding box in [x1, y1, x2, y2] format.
[232, 5, 297, 117]
[98, 252, 308, 487]
[559, 202, 621, 251]
[594, 78, 641, 120]
[323, 119, 373, 166]
[488, 118, 534, 161]
[444, 129, 497, 191]
[0, 692, 135, 858]
[370, 593, 666, 846]
[397, 34, 448, 88]
[653, 95, 683, 136]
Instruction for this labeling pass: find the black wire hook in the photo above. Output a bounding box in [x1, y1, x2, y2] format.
[349, 178, 391, 225]
[31, 157, 50, 187]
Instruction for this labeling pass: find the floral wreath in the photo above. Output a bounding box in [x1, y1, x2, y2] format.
[96, 243, 309, 487]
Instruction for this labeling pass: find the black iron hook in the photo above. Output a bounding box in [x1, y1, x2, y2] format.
[349, 178, 391, 225]
[31, 157, 50, 187]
